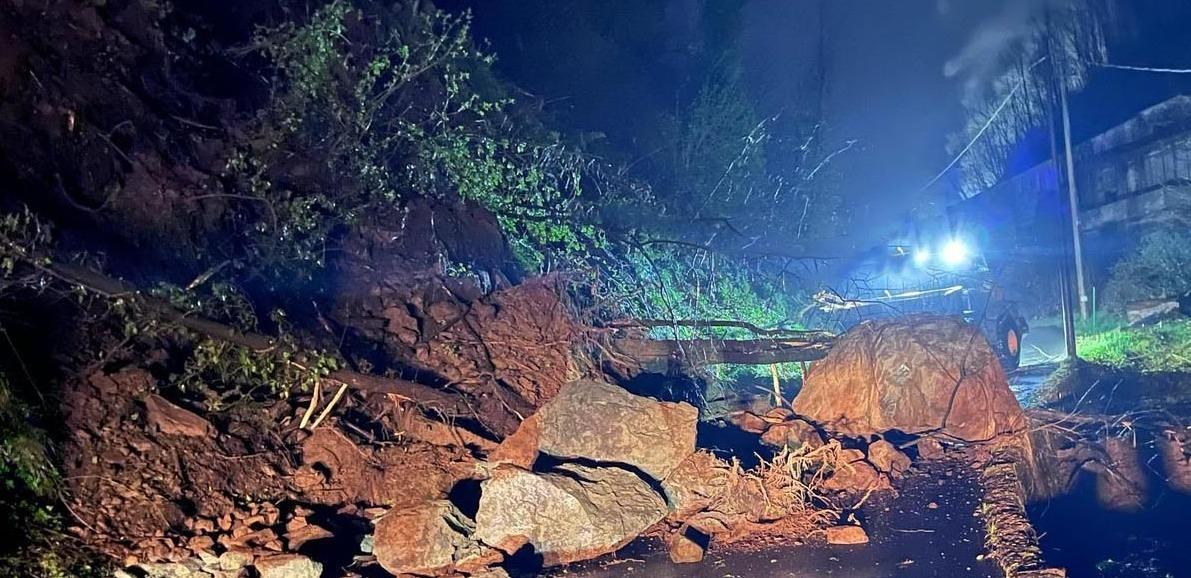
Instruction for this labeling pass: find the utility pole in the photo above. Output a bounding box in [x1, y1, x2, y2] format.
[1045, 11, 1078, 359]
[1058, 76, 1090, 319]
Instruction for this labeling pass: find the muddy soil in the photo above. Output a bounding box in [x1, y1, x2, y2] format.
[550, 457, 1001, 578]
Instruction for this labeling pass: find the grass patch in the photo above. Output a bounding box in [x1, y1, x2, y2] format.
[1076, 318, 1191, 373]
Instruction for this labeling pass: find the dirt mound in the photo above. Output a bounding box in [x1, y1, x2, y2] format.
[61, 368, 292, 560]
[60, 364, 482, 573]
[794, 315, 1027, 442]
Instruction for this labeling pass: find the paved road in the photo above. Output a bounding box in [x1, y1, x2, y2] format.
[545, 460, 1000, 578]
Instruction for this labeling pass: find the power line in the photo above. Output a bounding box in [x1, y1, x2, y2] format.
[1094, 61, 1191, 74]
[918, 57, 1050, 195]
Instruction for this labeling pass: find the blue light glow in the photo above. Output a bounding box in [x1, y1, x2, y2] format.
[941, 239, 970, 267]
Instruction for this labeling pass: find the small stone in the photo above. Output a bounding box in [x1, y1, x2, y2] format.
[917, 437, 946, 460]
[728, 411, 769, 434]
[927, 502, 939, 509]
[254, 554, 323, 578]
[825, 525, 869, 545]
[143, 394, 212, 437]
[285, 523, 333, 550]
[196, 550, 218, 567]
[762, 407, 795, 423]
[218, 549, 254, 571]
[668, 531, 706, 564]
[760, 419, 824, 451]
[867, 439, 912, 477]
[187, 534, 215, 552]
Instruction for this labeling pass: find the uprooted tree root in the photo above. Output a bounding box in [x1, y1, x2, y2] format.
[694, 441, 844, 549]
[750, 441, 844, 516]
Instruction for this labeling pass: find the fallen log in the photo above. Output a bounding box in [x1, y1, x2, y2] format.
[604, 318, 835, 340]
[609, 336, 833, 366]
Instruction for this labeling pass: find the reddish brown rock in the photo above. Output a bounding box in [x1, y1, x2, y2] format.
[762, 407, 795, 423]
[916, 437, 946, 460]
[822, 450, 889, 493]
[535, 380, 698, 481]
[793, 315, 1026, 442]
[727, 411, 769, 434]
[825, 525, 869, 545]
[1158, 431, 1191, 493]
[373, 500, 497, 576]
[144, 394, 212, 437]
[668, 530, 707, 563]
[1096, 437, 1149, 512]
[867, 440, 911, 477]
[760, 419, 824, 451]
[474, 464, 667, 566]
[284, 523, 333, 550]
[488, 412, 541, 469]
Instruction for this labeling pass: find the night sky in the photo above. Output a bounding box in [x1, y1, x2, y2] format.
[446, 0, 1191, 251]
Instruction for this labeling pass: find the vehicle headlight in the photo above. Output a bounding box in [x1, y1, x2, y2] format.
[941, 239, 970, 267]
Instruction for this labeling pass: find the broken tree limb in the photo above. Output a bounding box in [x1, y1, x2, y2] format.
[609, 336, 833, 366]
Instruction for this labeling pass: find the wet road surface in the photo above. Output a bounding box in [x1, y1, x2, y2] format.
[545, 460, 1000, 578]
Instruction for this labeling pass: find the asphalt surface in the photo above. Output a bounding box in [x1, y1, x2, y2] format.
[545, 460, 1000, 578]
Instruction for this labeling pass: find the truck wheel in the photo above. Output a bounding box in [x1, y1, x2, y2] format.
[1000, 324, 1022, 371]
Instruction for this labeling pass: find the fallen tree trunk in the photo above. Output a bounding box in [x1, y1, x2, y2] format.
[604, 318, 835, 340]
[610, 336, 833, 366]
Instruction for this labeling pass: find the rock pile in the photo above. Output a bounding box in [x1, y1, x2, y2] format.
[115, 552, 322, 578]
[371, 378, 845, 575]
[372, 379, 696, 574]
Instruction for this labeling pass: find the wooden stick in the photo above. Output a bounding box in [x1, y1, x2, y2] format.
[310, 383, 349, 429]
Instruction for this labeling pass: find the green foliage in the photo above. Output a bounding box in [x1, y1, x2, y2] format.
[1077, 318, 1191, 373]
[601, 244, 810, 381]
[1104, 227, 1191, 308]
[0, 373, 108, 578]
[228, 0, 608, 276]
[0, 207, 52, 277]
[0, 376, 55, 498]
[174, 336, 341, 412]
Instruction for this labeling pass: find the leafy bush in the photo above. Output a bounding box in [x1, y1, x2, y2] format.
[1104, 227, 1191, 308]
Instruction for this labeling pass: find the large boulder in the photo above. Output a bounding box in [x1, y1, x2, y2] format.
[373, 500, 499, 576]
[794, 315, 1026, 442]
[474, 464, 667, 566]
[534, 379, 698, 481]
